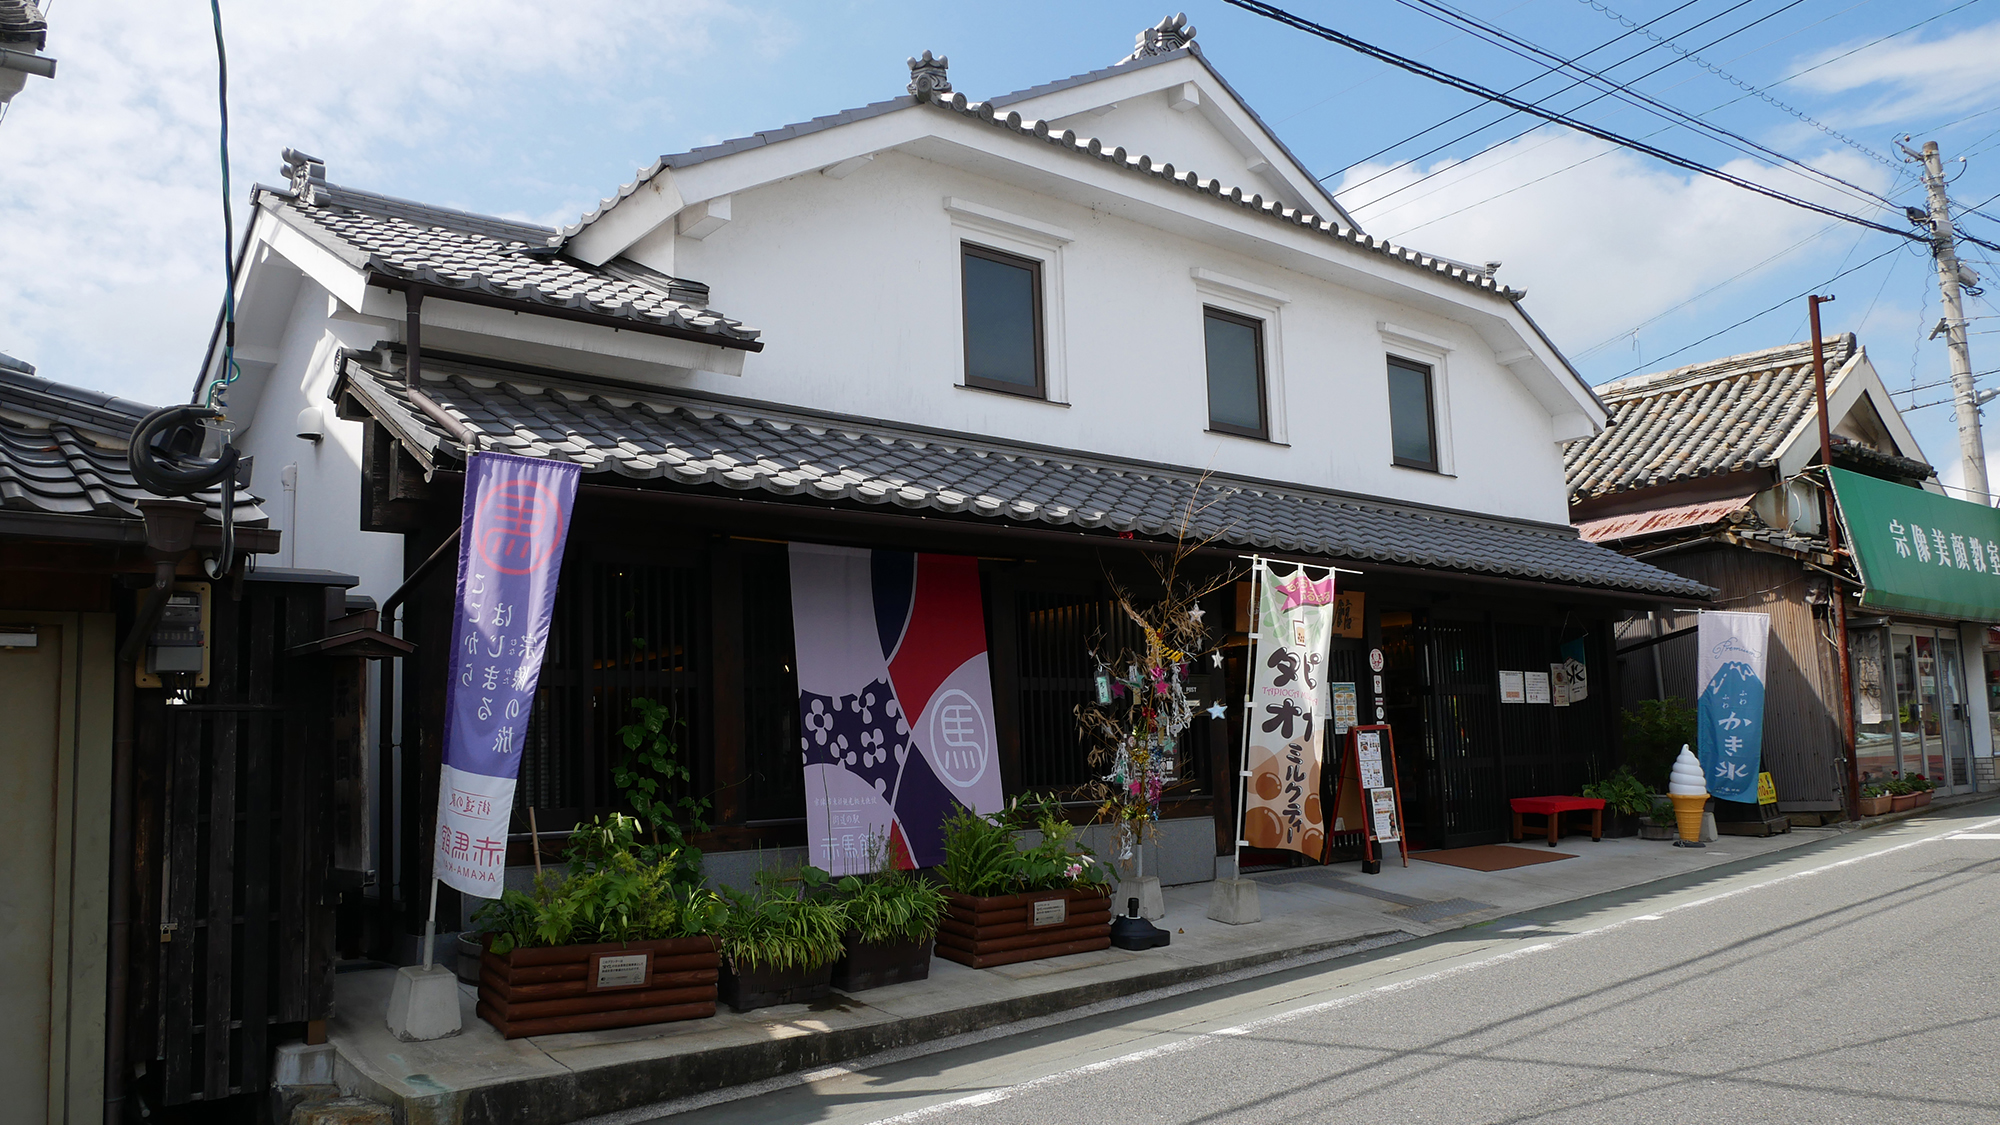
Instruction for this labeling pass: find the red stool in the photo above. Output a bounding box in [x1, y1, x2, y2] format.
[1509, 796, 1605, 847]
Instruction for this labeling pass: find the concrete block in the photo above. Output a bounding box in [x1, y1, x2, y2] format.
[1700, 808, 1718, 843]
[385, 964, 461, 1042]
[271, 1041, 335, 1087]
[1115, 877, 1165, 920]
[1206, 878, 1261, 925]
[292, 1096, 393, 1125]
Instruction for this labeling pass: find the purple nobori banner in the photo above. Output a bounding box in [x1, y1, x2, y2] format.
[434, 453, 580, 898]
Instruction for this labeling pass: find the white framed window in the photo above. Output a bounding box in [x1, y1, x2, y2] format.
[1191, 267, 1289, 444]
[1377, 321, 1455, 475]
[946, 197, 1071, 404]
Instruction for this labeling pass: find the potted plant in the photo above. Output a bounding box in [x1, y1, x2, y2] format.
[713, 863, 850, 1012]
[1908, 773, 1936, 807]
[936, 796, 1113, 969]
[1637, 798, 1678, 840]
[830, 858, 947, 993]
[1857, 783, 1892, 817]
[1581, 768, 1653, 837]
[472, 814, 722, 1039]
[1887, 776, 1920, 812]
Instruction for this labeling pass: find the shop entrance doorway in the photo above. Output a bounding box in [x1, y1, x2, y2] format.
[1889, 627, 1976, 794]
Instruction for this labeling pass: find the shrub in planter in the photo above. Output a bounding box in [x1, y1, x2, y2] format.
[1637, 799, 1679, 840]
[714, 864, 850, 1011]
[936, 797, 1113, 969]
[1582, 768, 1654, 838]
[1908, 773, 1936, 806]
[472, 815, 721, 1039]
[831, 862, 947, 993]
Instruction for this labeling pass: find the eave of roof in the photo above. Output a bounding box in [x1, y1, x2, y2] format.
[334, 353, 1714, 601]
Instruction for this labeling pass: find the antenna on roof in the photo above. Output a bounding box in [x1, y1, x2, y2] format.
[1123, 12, 1196, 62]
[907, 51, 951, 101]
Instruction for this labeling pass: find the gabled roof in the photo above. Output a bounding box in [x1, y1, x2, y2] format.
[0, 367, 267, 529]
[1564, 335, 1907, 503]
[333, 353, 1713, 601]
[255, 178, 761, 346]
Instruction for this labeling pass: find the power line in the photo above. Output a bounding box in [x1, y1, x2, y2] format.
[1325, 0, 1710, 193]
[1222, 0, 1924, 242]
[1575, 0, 1902, 175]
[1382, 0, 1899, 213]
[1609, 243, 1906, 378]
[1343, 0, 1784, 212]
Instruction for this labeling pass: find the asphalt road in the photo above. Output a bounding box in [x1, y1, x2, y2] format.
[638, 799, 2000, 1125]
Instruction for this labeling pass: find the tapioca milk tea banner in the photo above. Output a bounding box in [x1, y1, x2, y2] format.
[434, 453, 580, 898]
[1241, 561, 1337, 858]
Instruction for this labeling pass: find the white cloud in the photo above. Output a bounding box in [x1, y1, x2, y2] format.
[1790, 21, 2000, 126]
[1335, 130, 1899, 369]
[0, 1, 773, 405]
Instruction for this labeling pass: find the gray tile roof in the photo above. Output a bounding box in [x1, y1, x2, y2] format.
[0, 0, 47, 48]
[258, 182, 761, 346]
[336, 354, 1712, 600]
[0, 369, 267, 525]
[1564, 336, 1857, 503]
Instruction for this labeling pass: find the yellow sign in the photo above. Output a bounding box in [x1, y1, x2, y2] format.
[1757, 772, 1777, 805]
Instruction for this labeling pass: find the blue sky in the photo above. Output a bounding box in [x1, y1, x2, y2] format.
[5, 1, 1999, 492]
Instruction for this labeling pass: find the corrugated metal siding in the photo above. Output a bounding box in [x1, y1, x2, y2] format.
[1638, 547, 1844, 805]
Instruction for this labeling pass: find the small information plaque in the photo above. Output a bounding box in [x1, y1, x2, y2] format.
[587, 951, 653, 992]
[1030, 897, 1069, 928]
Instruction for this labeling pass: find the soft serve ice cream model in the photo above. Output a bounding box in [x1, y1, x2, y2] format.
[1667, 746, 1708, 847]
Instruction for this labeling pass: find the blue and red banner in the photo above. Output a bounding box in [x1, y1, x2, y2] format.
[788, 545, 1004, 873]
[435, 453, 580, 897]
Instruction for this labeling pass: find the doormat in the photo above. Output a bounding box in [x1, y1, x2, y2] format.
[1413, 845, 1577, 871]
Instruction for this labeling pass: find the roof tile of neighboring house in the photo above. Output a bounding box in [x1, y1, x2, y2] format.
[258, 182, 761, 345]
[336, 355, 1712, 599]
[1563, 336, 1857, 503]
[0, 368, 266, 525]
[0, 0, 47, 48]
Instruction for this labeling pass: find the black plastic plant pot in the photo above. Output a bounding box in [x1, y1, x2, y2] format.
[718, 959, 835, 1012]
[830, 935, 934, 992]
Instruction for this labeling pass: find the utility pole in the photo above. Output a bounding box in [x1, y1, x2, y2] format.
[1903, 138, 1989, 505]
[1810, 295, 1860, 822]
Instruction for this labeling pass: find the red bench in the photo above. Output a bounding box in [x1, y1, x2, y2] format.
[1509, 796, 1605, 847]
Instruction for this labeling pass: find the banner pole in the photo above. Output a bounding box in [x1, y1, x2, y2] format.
[1232, 557, 1264, 877]
[421, 876, 439, 970]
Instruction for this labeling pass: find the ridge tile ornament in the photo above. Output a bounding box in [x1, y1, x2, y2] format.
[907, 50, 951, 99]
[1124, 12, 1196, 61]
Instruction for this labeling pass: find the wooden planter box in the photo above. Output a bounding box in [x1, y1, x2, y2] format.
[936, 887, 1112, 969]
[719, 959, 834, 1012]
[477, 935, 718, 1039]
[830, 935, 934, 993]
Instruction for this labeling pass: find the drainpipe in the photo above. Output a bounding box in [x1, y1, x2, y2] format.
[107, 498, 205, 1125]
[1808, 297, 1862, 821]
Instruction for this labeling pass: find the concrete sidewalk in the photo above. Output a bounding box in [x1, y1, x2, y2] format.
[327, 825, 1846, 1125]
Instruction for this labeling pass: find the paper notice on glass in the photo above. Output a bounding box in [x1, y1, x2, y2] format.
[1525, 671, 1551, 705]
[1356, 729, 1385, 788]
[1499, 671, 1526, 704]
[1370, 788, 1399, 842]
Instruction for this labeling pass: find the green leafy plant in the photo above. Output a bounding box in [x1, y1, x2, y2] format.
[1581, 767, 1655, 817]
[1648, 798, 1675, 825]
[837, 868, 947, 945]
[615, 696, 709, 880]
[1860, 783, 1887, 799]
[714, 862, 850, 973]
[1621, 698, 1696, 791]
[1907, 773, 1935, 793]
[938, 795, 1110, 897]
[472, 813, 720, 955]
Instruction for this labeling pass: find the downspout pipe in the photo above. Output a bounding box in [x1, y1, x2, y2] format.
[107, 498, 205, 1125]
[1808, 297, 1862, 822]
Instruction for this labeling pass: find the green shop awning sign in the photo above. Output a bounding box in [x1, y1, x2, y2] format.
[1829, 466, 2000, 623]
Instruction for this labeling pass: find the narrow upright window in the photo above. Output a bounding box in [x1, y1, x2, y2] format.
[1204, 307, 1267, 439]
[1387, 356, 1438, 471]
[961, 243, 1045, 397]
